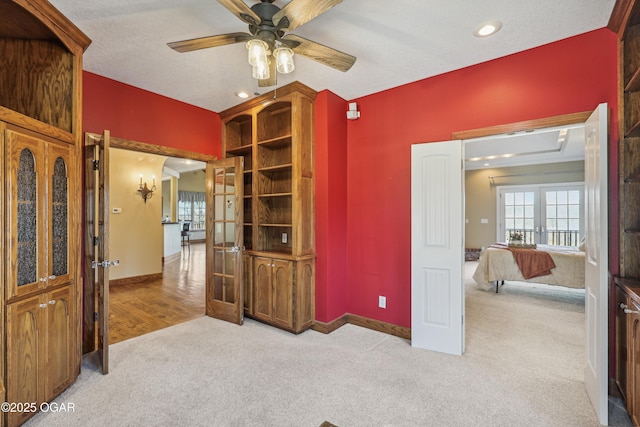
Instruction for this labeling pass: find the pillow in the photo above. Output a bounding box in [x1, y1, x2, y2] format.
[578, 237, 586, 251]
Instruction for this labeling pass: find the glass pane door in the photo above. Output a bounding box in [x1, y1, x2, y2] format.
[542, 186, 583, 246]
[500, 188, 538, 244]
[206, 157, 244, 324]
[498, 184, 584, 247]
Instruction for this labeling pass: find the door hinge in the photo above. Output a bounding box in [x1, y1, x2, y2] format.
[94, 312, 99, 321]
[93, 236, 99, 246]
[93, 159, 99, 170]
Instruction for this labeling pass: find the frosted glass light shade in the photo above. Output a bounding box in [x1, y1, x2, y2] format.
[274, 47, 295, 74]
[252, 61, 270, 80]
[246, 39, 268, 66]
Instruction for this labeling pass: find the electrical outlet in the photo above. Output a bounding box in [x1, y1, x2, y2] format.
[281, 233, 287, 244]
[378, 296, 386, 309]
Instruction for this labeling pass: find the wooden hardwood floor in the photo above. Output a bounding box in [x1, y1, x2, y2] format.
[109, 243, 206, 343]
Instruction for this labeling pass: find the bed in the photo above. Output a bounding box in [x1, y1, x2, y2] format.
[472, 243, 585, 292]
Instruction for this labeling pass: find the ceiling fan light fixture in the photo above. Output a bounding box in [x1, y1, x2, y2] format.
[247, 39, 269, 66]
[274, 47, 295, 74]
[252, 61, 270, 80]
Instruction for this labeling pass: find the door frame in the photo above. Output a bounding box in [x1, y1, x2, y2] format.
[81, 132, 217, 355]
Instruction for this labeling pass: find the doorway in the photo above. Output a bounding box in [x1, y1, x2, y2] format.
[411, 106, 609, 423]
[82, 132, 217, 352]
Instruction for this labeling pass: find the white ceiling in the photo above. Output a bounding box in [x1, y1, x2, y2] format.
[464, 124, 586, 170]
[49, 0, 616, 113]
[162, 157, 206, 179]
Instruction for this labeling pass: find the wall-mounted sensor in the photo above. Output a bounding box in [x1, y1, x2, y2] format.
[346, 102, 360, 120]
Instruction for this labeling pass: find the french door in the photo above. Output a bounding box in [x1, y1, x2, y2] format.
[206, 157, 244, 324]
[498, 183, 584, 247]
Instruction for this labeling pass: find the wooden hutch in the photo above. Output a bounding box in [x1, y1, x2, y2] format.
[219, 82, 316, 333]
[612, 0, 640, 424]
[0, 1, 90, 425]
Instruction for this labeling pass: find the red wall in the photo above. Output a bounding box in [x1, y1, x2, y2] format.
[81, 29, 620, 339]
[341, 28, 619, 328]
[314, 90, 349, 323]
[83, 71, 221, 156]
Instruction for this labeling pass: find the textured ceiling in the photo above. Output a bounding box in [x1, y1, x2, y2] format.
[49, 0, 616, 113]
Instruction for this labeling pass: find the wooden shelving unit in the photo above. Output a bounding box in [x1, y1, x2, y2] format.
[220, 82, 316, 333]
[615, 1, 640, 423]
[0, 2, 90, 426]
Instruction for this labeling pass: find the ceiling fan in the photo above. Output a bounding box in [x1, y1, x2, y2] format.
[167, 0, 356, 87]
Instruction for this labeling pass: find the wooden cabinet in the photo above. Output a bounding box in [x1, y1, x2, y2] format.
[221, 82, 316, 333]
[254, 257, 293, 329]
[615, 278, 640, 424]
[6, 129, 74, 300]
[6, 286, 74, 427]
[613, 0, 640, 421]
[0, 2, 89, 426]
[629, 299, 640, 427]
[617, 285, 630, 403]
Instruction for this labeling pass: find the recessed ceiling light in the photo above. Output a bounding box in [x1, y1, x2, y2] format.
[484, 163, 490, 167]
[236, 91, 249, 99]
[474, 20, 502, 37]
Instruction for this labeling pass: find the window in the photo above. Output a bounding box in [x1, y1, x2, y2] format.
[178, 191, 205, 230]
[498, 183, 584, 247]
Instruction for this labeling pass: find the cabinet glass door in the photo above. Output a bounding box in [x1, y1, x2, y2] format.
[206, 157, 244, 324]
[49, 143, 73, 288]
[7, 130, 46, 299]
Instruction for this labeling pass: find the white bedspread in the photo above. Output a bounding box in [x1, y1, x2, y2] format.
[472, 245, 585, 291]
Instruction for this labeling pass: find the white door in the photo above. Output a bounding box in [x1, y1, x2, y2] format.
[411, 140, 464, 355]
[583, 103, 608, 425]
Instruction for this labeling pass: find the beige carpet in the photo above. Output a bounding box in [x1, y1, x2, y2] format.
[26, 262, 598, 426]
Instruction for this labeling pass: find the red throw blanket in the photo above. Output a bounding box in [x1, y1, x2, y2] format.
[490, 243, 556, 279]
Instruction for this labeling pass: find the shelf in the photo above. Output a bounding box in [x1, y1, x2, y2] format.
[226, 144, 252, 155]
[258, 192, 292, 198]
[257, 135, 292, 148]
[259, 223, 293, 227]
[626, 120, 640, 138]
[626, 68, 640, 93]
[267, 105, 292, 116]
[258, 163, 292, 173]
[624, 229, 640, 235]
[624, 176, 640, 183]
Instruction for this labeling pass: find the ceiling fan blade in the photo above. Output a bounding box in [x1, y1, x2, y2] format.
[273, 0, 342, 31]
[217, 0, 261, 26]
[283, 34, 356, 72]
[258, 58, 277, 87]
[167, 32, 251, 53]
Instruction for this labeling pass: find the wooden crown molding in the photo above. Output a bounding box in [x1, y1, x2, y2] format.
[451, 110, 592, 141]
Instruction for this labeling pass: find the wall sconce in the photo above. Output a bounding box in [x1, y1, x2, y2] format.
[138, 174, 156, 203]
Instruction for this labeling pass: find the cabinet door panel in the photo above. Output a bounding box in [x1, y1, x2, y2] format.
[243, 255, 253, 315]
[632, 311, 640, 426]
[616, 287, 629, 402]
[6, 130, 47, 300]
[253, 258, 272, 322]
[6, 295, 45, 426]
[47, 286, 74, 399]
[48, 142, 74, 289]
[272, 259, 293, 329]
